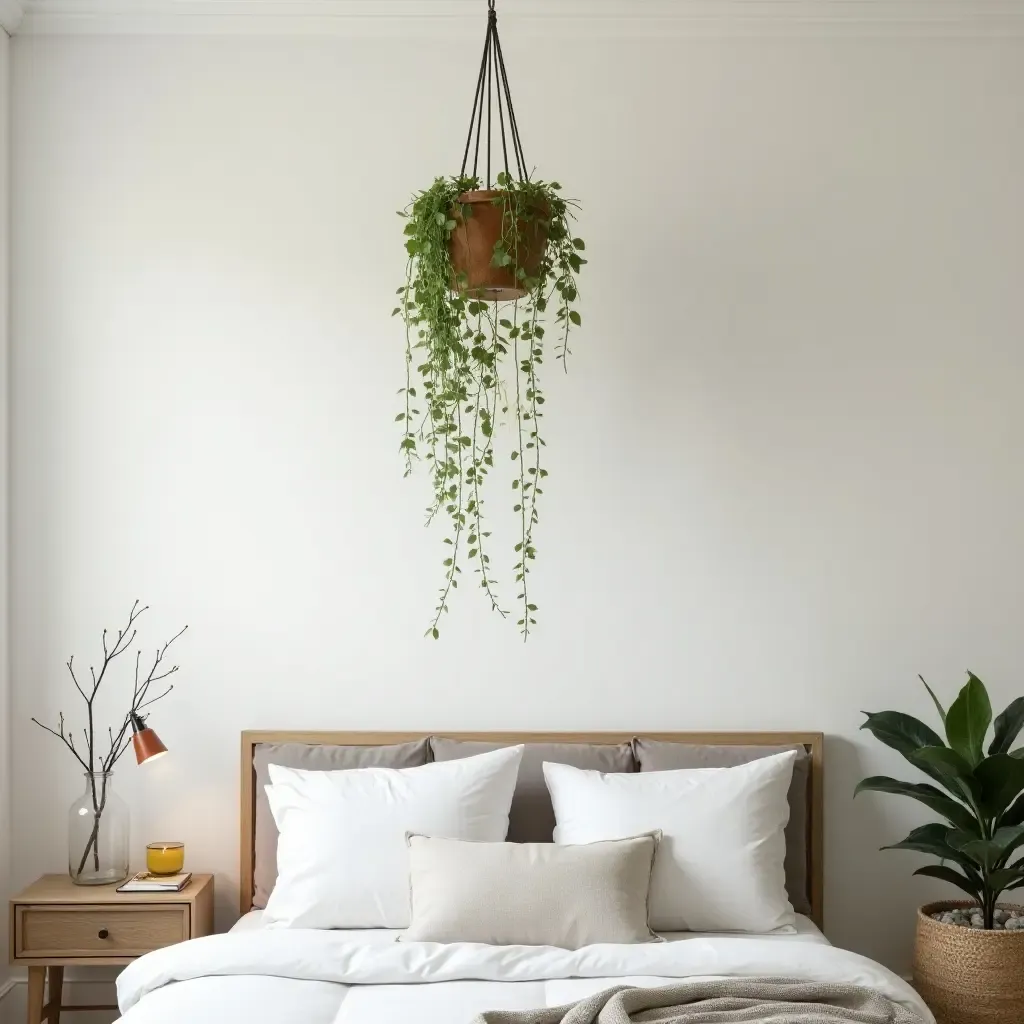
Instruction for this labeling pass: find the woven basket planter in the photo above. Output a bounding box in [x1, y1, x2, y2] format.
[913, 901, 1024, 1024]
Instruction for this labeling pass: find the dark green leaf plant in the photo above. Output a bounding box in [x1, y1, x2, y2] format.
[394, 172, 584, 640]
[856, 673, 1024, 928]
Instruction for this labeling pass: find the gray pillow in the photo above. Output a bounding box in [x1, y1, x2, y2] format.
[430, 739, 636, 842]
[633, 739, 811, 917]
[251, 739, 430, 908]
[403, 832, 662, 948]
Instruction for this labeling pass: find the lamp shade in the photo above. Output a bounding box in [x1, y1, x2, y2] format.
[130, 712, 168, 765]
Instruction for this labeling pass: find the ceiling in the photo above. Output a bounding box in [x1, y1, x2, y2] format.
[5, 0, 1023, 39]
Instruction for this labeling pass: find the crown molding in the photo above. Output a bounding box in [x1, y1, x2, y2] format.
[15, 1, 1024, 38]
[0, 0, 25, 34]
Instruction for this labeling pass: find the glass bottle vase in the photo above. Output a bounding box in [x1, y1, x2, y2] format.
[68, 771, 130, 886]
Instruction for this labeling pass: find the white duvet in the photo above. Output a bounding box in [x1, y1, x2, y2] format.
[115, 915, 932, 1024]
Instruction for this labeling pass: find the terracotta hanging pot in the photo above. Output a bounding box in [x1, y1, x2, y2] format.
[449, 190, 547, 302]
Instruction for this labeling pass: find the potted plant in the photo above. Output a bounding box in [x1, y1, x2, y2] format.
[396, 174, 584, 641]
[856, 673, 1024, 1023]
[394, 0, 585, 642]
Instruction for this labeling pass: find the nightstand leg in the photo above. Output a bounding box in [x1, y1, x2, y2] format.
[26, 967, 45, 1024]
[46, 967, 64, 1024]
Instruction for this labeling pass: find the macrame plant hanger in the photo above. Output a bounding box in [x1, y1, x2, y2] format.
[460, 0, 528, 189]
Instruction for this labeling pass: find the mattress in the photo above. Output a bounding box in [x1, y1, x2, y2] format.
[116, 915, 932, 1024]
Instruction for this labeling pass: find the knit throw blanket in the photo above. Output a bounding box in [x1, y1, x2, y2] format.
[472, 978, 928, 1024]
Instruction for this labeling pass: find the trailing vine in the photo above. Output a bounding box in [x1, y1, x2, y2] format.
[395, 172, 585, 639]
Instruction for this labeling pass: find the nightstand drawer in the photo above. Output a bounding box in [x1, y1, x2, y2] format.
[14, 904, 189, 958]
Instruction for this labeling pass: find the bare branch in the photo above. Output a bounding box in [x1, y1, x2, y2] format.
[138, 684, 173, 711]
[107, 730, 136, 770]
[145, 666, 179, 687]
[110, 627, 137, 661]
[31, 716, 90, 772]
[102, 712, 133, 773]
[66, 657, 87, 702]
[36, 603, 180, 779]
[135, 626, 187, 707]
[163, 624, 188, 648]
[88, 603, 148, 702]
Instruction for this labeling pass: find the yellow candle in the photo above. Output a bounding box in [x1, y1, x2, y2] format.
[146, 842, 185, 875]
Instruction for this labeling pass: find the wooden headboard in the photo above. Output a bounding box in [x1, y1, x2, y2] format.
[240, 730, 825, 928]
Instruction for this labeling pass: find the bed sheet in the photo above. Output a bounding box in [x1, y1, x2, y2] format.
[117, 920, 931, 1024]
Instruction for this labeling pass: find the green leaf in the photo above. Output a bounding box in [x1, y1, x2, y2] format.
[992, 824, 1024, 864]
[572, 238, 585, 250]
[854, 776, 978, 832]
[431, 627, 439, 639]
[861, 711, 944, 756]
[859, 712, 953, 787]
[975, 754, 1024, 818]
[910, 746, 982, 804]
[913, 746, 974, 779]
[881, 823, 981, 873]
[991, 696, 1024, 755]
[913, 864, 983, 900]
[568, 310, 581, 326]
[919, 675, 947, 724]
[957, 837, 1010, 871]
[946, 673, 992, 767]
[985, 866, 1024, 895]
[1001, 792, 1024, 827]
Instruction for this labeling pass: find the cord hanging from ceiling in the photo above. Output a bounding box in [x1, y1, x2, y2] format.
[460, 0, 528, 187]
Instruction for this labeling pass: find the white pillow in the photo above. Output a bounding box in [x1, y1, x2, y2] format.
[543, 749, 797, 933]
[402, 832, 662, 948]
[263, 744, 524, 929]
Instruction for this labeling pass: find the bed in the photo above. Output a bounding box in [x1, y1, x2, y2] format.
[113, 730, 932, 1024]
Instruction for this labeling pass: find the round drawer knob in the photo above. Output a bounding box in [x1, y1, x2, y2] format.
[97, 929, 109, 940]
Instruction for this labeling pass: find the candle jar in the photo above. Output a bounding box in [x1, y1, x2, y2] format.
[146, 842, 185, 875]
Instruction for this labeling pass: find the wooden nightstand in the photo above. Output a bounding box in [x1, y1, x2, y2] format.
[9, 873, 213, 1023]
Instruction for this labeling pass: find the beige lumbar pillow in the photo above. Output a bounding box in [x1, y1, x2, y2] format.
[402, 832, 662, 949]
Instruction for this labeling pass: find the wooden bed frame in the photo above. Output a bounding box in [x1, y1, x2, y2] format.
[239, 730, 825, 929]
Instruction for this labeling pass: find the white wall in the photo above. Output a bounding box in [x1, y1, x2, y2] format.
[8, 21, 1024, 974]
[0, 23, 10, 998]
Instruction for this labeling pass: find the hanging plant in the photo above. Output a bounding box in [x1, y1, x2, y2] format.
[394, 1, 585, 640]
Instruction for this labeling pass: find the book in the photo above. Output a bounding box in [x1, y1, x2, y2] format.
[117, 871, 192, 893]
